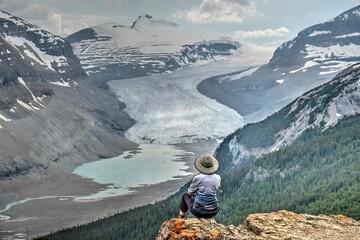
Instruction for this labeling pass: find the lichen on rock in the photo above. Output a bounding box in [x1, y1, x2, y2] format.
[157, 210, 360, 240]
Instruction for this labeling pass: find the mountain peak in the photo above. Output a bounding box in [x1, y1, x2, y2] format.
[0, 9, 11, 18]
[0, 9, 19, 21]
[332, 4, 360, 21]
[131, 14, 179, 30]
[0, 9, 32, 29]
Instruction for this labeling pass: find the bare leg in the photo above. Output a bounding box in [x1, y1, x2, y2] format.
[179, 193, 193, 218]
[179, 210, 186, 218]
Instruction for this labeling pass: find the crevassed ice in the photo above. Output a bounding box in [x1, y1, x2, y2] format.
[108, 61, 245, 144]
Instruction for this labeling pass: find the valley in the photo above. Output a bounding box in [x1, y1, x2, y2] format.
[0, 3, 360, 240]
[0, 55, 250, 239]
[0, 9, 253, 237]
[108, 59, 250, 144]
[0, 140, 219, 239]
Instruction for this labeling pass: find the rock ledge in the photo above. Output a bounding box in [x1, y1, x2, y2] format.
[156, 210, 360, 239]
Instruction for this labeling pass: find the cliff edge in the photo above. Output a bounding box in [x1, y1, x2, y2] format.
[157, 210, 360, 240]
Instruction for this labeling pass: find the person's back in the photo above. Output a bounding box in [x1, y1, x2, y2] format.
[190, 173, 221, 217]
[179, 154, 221, 219]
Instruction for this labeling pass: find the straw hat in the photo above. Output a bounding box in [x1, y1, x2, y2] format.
[194, 154, 219, 174]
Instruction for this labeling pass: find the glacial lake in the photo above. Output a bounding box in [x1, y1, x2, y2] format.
[0, 144, 194, 220]
[73, 144, 193, 200]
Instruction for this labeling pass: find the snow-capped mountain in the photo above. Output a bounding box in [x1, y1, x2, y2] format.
[199, 5, 360, 123]
[272, 6, 360, 70]
[0, 10, 135, 179]
[0, 10, 83, 77]
[216, 62, 360, 165]
[66, 15, 240, 86]
[0, 10, 86, 113]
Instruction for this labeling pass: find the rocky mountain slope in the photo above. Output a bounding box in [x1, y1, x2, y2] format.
[157, 210, 360, 240]
[198, 5, 360, 122]
[0, 10, 136, 179]
[0, 10, 85, 112]
[216, 61, 360, 166]
[66, 15, 240, 87]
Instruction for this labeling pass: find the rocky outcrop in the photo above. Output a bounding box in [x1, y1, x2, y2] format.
[157, 210, 360, 240]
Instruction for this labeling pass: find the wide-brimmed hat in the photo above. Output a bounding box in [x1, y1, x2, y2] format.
[194, 154, 219, 174]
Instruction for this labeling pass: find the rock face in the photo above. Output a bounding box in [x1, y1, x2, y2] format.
[67, 15, 240, 86]
[0, 10, 86, 111]
[198, 5, 360, 122]
[157, 210, 360, 240]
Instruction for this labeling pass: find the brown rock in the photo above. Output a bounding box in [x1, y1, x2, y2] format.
[156, 210, 360, 240]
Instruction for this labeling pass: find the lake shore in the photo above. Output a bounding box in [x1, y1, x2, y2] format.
[0, 141, 218, 239]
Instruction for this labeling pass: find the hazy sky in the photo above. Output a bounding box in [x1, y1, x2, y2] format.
[0, 0, 359, 49]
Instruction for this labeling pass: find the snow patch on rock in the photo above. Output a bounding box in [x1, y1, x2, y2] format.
[0, 113, 12, 122]
[5, 36, 69, 72]
[309, 30, 332, 37]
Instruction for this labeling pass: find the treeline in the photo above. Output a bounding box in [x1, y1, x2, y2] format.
[37, 114, 360, 240]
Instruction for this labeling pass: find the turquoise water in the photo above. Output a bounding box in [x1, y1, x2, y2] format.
[0, 144, 193, 220]
[73, 144, 193, 200]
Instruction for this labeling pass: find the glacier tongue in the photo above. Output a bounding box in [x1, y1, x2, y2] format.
[108, 60, 245, 144]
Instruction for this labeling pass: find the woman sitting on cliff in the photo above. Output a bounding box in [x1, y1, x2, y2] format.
[179, 154, 221, 219]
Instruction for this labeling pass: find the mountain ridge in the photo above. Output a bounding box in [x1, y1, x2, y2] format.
[270, 5, 360, 68]
[215, 62, 360, 166]
[131, 14, 179, 29]
[66, 15, 240, 87]
[198, 5, 360, 122]
[0, 9, 86, 113]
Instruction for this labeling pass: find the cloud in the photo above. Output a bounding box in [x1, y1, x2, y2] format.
[0, 0, 126, 36]
[59, 14, 126, 35]
[51, 14, 63, 35]
[86, 0, 124, 7]
[174, 0, 260, 24]
[0, 0, 64, 33]
[230, 42, 275, 65]
[0, 0, 56, 21]
[234, 27, 291, 39]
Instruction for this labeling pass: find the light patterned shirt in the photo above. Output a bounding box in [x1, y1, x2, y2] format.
[188, 173, 221, 214]
[188, 173, 221, 195]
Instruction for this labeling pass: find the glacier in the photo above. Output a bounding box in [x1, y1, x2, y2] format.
[108, 59, 247, 144]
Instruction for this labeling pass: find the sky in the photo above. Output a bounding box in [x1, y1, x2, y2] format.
[0, 0, 359, 52]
